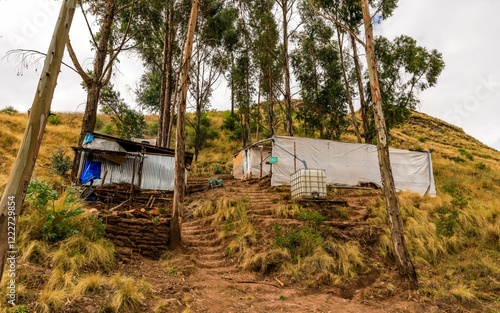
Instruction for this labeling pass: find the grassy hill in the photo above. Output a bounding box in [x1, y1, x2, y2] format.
[0, 110, 499, 312]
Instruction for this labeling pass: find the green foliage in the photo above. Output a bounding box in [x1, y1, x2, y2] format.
[145, 121, 158, 137]
[188, 113, 219, 151]
[474, 162, 489, 171]
[458, 148, 474, 161]
[452, 156, 466, 164]
[222, 112, 243, 140]
[26, 180, 57, 209]
[43, 206, 84, 242]
[274, 225, 324, 261]
[95, 117, 105, 130]
[418, 136, 427, 142]
[365, 35, 445, 140]
[47, 114, 62, 125]
[291, 4, 348, 139]
[50, 147, 73, 176]
[435, 206, 459, 237]
[0, 106, 19, 115]
[297, 209, 324, 226]
[100, 84, 146, 140]
[136, 69, 161, 113]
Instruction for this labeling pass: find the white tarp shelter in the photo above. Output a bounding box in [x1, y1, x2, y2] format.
[232, 145, 272, 180]
[271, 136, 436, 196]
[233, 136, 436, 196]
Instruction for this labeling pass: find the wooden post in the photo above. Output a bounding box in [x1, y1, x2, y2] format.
[0, 0, 78, 283]
[361, 0, 418, 289]
[130, 155, 137, 208]
[170, 0, 199, 249]
[293, 142, 297, 172]
[260, 146, 263, 179]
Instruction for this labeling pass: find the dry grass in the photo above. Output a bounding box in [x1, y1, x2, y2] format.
[73, 274, 107, 296]
[109, 273, 152, 312]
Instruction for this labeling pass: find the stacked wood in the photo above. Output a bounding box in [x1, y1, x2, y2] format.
[100, 212, 170, 262]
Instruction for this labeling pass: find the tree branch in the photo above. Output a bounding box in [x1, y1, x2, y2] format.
[66, 40, 91, 83]
[80, 2, 99, 48]
[306, 0, 366, 49]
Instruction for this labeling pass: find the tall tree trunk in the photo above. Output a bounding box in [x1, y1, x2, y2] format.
[170, 0, 199, 249]
[0, 0, 77, 284]
[230, 53, 235, 116]
[157, 12, 169, 147]
[77, 0, 116, 146]
[268, 69, 275, 137]
[282, 0, 293, 136]
[162, 0, 175, 148]
[351, 33, 371, 143]
[361, 0, 418, 289]
[337, 27, 361, 143]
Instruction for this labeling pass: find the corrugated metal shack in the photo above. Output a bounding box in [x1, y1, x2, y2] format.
[72, 133, 193, 204]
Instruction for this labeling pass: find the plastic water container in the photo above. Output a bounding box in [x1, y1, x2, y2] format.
[290, 169, 327, 200]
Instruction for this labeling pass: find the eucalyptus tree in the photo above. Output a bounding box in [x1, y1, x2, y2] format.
[67, 0, 137, 146]
[363, 35, 445, 140]
[275, 0, 297, 136]
[291, 1, 347, 139]
[306, 0, 427, 288]
[251, 0, 282, 138]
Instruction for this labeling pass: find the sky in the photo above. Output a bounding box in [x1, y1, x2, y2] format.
[0, 0, 499, 151]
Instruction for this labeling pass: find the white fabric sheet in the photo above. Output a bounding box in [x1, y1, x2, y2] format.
[270, 136, 436, 196]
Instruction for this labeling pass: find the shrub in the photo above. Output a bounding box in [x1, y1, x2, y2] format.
[0, 106, 19, 115]
[26, 180, 57, 209]
[274, 226, 324, 260]
[474, 162, 489, 171]
[297, 209, 324, 226]
[47, 114, 62, 125]
[458, 148, 474, 161]
[50, 147, 73, 176]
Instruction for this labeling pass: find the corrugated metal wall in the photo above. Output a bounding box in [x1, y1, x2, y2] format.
[78, 152, 175, 191]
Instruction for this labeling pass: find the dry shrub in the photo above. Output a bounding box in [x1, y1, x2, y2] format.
[50, 234, 115, 273]
[73, 274, 107, 297]
[274, 203, 300, 218]
[242, 248, 292, 274]
[109, 273, 151, 312]
[37, 288, 69, 313]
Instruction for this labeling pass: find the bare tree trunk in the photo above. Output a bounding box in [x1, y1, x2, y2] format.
[282, 0, 293, 136]
[361, 0, 418, 289]
[0, 0, 77, 283]
[337, 27, 361, 143]
[159, 4, 175, 148]
[351, 33, 371, 143]
[268, 69, 275, 137]
[170, 0, 199, 249]
[77, 0, 116, 146]
[157, 13, 169, 147]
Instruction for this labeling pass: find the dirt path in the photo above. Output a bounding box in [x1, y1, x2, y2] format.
[119, 179, 436, 313]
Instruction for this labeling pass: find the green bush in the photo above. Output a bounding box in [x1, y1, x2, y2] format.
[274, 226, 324, 261]
[474, 162, 489, 171]
[47, 114, 62, 125]
[458, 148, 474, 161]
[26, 180, 57, 209]
[0, 106, 19, 115]
[50, 147, 73, 176]
[43, 206, 84, 242]
[297, 209, 324, 226]
[435, 206, 459, 237]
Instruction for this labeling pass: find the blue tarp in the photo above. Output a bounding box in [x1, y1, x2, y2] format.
[80, 160, 101, 184]
[83, 133, 94, 145]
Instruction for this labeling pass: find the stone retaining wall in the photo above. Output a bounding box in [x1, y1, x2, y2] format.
[101, 214, 170, 261]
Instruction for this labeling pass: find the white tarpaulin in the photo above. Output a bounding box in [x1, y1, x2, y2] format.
[271, 136, 436, 196]
[233, 146, 272, 179]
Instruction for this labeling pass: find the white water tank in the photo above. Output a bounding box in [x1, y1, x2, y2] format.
[290, 169, 327, 200]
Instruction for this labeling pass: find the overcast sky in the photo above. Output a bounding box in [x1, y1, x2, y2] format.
[0, 0, 499, 151]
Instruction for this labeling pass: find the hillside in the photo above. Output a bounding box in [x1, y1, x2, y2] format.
[0, 110, 499, 313]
